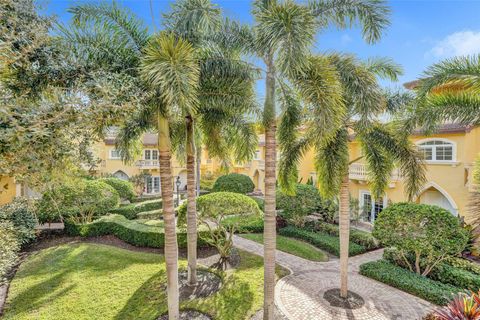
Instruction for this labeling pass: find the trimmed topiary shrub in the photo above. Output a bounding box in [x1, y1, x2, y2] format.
[279, 226, 366, 256]
[37, 180, 120, 224]
[373, 202, 469, 276]
[276, 184, 335, 227]
[0, 197, 37, 245]
[99, 178, 136, 201]
[64, 214, 210, 248]
[222, 214, 264, 233]
[212, 173, 255, 194]
[0, 221, 21, 284]
[110, 199, 162, 219]
[360, 259, 461, 305]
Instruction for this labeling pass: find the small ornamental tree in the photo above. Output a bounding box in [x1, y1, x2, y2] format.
[99, 177, 136, 201]
[129, 173, 151, 198]
[373, 202, 469, 276]
[178, 192, 261, 266]
[212, 173, 255, 194]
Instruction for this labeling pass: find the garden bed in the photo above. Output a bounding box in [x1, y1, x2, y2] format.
[64, 214, 210, 248]
[279, 226, 366, 256]
[2, 242, 288, 320]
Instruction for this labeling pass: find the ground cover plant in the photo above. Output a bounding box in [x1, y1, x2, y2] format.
[279, 226, 366, 256]
[241, 233, 328, 261]
[2, 243, 288, 320]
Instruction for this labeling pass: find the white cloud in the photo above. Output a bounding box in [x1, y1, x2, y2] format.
[341, 34, 352, 45]
[428, 30, 480, 58]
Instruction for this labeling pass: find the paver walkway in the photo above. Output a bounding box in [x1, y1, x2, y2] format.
[234, 235, 435, 320]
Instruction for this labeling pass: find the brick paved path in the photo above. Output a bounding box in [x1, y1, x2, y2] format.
[234, 235, 435, 320]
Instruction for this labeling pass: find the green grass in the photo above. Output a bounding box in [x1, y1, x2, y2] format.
[3, 243, 288, 320]
[240, 233, 328, 262]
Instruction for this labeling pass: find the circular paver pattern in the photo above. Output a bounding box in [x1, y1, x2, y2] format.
[276, 270, 426, 320]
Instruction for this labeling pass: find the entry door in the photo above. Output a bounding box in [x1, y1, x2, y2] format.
[360, 191, 385, 223]
[145, 176, 160, 194]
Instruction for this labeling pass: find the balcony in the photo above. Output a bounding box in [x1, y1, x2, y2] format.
[136, 160, 159, 168]
[349, 163, 400, 185]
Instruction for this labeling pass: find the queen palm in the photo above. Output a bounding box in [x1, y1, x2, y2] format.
[279, 53, 426, 298]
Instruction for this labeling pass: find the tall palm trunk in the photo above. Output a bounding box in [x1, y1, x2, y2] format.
[263, 54, 277, 320]
[196, 145, 201, 196]
[339, 173, 350, 298]
[158, 115, 179, 319]
[185, 115, 198, 286]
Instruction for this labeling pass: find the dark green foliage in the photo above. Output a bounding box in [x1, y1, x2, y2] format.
[64, 214, 210, 248]
[222, 215, 264, 233]
[445, 256, 480, 275]
[0, 197, 37, 245]
[0, 221, 21, 284]
[359, 260, 461, 305]
[250, 196, 265, 211]
[305, 220, 379, 250]
[212, 173, 255, 194]
[37, 180, 120, 224]
[383, 247, 480, 292]
[99, 178, 136, 201]
[110, 199, 162, 219]
[279, 226, 366, 256]
[373, 202, 469, 275]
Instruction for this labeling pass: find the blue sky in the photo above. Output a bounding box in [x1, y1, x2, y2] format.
[43, 0, 480, 93]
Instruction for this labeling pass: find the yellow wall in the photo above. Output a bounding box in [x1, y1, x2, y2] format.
[0, 176, 17, 206]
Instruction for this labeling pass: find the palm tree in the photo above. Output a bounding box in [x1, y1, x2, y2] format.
[279, 53, 426, 298]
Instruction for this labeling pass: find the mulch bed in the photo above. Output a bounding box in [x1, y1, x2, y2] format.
[179, 270, 222, 300]
[323, 288, 365, 310]
[158, 310, 212, 320]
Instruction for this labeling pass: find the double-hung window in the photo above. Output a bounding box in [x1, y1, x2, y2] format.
[110, 149, 121, 159]
[144, 149, 159, 160]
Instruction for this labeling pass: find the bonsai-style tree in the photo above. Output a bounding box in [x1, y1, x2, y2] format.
[373, 202, 469, 276]
[178, 192, 261, 267]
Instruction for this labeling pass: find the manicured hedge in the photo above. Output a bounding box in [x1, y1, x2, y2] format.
[305, 221, 379, 250]
[136, 209, 162, 220]
[383, 247, 480, 292]
[131, 196, 161, 203]
[110, 199, 162, 219]
[279, 226, 366, 256]
[64, 214, 210, 248]
[359, 260, 461, 305]
[222, 214, 264, 233]
[212, 173, 255, 194]
[99, 178, 136, 201]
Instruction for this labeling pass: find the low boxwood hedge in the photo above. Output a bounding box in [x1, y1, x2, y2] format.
[305, 221, 379, 250]
[359, 259, 461, 305]
[131, 196, 162, 203]
[136, 209, 162, 220]
[64, 214, 210, 248]
[279, 226, 366, 256]
[110, 199, 162, 219]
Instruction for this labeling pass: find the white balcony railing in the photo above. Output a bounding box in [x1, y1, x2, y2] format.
[349, 163, 400, 182]
[136, 160, 159, 168]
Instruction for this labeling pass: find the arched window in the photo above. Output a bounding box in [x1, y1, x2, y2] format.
[417, 139, 456, 162]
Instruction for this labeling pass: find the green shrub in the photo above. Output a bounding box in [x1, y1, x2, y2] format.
[0, 221, 20, 284]
[373, 202, 469, 276]
[136, 209, 162, 220]
[383, 247, 480, 292]
[110, 199, 162, 219]
[250, 196, 264, 211]
[99, 178, 136, 201]
[212, 173, 255, 194]
[276, 184, 336, 226]
[279, 226, 366, 256]
[359, 260, 461, 305]
[37, 180, 120, 224]
[445, 256, 480, 275]
[131, 195, 161, 203]
[305, 221, 379, 250]
[64, 214, 210, 248]
[223, 214, 264, 233]
[0, 197, 37, 245]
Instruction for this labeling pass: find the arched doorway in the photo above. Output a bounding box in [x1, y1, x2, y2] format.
[417, 182, 458, 216]
[253, 170, 260, 190]
[113, 170, 129, 181]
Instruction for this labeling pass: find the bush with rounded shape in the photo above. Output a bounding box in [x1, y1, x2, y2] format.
[276, 184, 332, 227]
[373, 202, 469, 276]
[99, 178, 136, 201]
[0, 221, 20, 284]
[0, 197, 37, 245]
[37, 180, 120, 224]
[212, 173, 255, 194]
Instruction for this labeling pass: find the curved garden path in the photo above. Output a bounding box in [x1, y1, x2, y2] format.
[233, 235, 435, 320]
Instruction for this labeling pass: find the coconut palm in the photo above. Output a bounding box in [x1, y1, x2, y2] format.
[279, 53, 426, 298]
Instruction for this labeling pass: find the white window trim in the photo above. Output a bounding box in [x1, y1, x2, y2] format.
[144, 175, 161, 194]
[109, 149, 121, 160]
[359, 190, 388, 223]
[253, 150, 261, 160]
[143, 148, 159, 160]
[416, 138, 457, 164]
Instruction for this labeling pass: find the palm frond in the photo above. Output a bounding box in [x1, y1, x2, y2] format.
[365, 56, 403, 81]
[423, 91, 480, 125]
[68, 1, 149, 51]
[308, 0, 390, 44]
[383, 88, 415, 115]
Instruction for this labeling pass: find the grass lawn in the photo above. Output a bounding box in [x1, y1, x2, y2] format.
[240, 233, 328, 262]
[3, 243, 288, 320]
